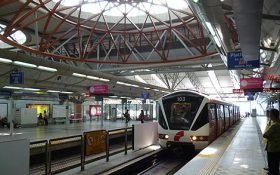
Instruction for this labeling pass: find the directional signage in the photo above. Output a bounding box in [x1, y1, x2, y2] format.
[10, 72, 24, 84]
[227, 51, 260, 70]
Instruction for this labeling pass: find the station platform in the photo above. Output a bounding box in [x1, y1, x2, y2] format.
[175, 116, 268, 175]
[0, 119, 145, 141]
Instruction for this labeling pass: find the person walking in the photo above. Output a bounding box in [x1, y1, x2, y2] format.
[263, 108, 280, 175]
[139, 110, 144, 123]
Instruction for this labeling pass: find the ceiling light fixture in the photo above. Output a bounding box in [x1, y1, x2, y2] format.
[3, 86, 23, 90]
[98, 78, 110, 82]
[23, 88, 40, 91]
[213, 36, 222, 47]
[37, 66, 57, 72]
[60, 91, 73, 94]
[0, 58, 12, 63]
[47, 90, 60, 93]
[72, 73, 87, 77]
[14, 61, 36, 68]
[86, 75, 99, 80]
[205, 22, 216, 36]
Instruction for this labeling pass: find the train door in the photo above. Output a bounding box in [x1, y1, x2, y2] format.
[208, 104, 218, 143]
[216, 104, 225, 135]
[224, 105, 230, 130]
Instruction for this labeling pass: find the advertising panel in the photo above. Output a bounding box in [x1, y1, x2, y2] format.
[85, 130, 106, 156]
[240, 78, 263, 89]
[89, 85, 109, 94]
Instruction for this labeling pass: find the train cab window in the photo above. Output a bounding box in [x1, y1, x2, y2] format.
[191, 105, 209, 130]
[162, 92, 204, 130]
[158, 107, 168, 129]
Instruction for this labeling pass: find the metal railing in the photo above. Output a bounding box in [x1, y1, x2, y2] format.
[29, 126, 134, 175]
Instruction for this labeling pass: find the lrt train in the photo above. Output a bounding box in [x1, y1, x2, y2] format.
[158, 90, 240, 151]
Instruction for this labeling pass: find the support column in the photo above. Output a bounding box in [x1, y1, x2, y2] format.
[101, 98, 104, 128]
[65, 100, 69, 129]
[9, 96, 15, 135]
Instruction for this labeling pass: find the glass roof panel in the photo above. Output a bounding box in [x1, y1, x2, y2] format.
[0, 24, 26, 48]
[51, 0, 190, 23]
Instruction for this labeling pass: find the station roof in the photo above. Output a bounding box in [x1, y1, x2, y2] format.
[0, 0, 279, 102]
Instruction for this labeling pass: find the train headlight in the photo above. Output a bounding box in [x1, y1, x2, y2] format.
[159, 134, 169, 140]
[191, 136, 197, 141]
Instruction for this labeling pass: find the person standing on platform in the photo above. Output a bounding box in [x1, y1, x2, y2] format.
[43, 110, 48, 126]
[263, 108, 280, 175]
[124, 110, 130, 123]
[263, 109, 271, 171]
[139, 110, 144, 123]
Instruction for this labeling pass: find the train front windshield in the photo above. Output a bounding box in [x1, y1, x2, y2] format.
[161, 93, 204, 130]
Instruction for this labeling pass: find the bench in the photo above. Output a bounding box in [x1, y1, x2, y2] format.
[53, 118, 66, 124]
[69, 118, 82, 123]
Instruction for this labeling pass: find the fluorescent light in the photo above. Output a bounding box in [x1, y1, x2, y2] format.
[3, 86, 23, 90]
[99, 78, 110, 82]
[86, 75, 99, 80]
[72, 73, 86, 77]
[135, 75, 147, 84]
[213, 36, 222, 47]
[14, 61, 36, 68]
[153, 89, 160, 91]
[193, 0, 199, 2]
[0, 58, 12, 63]
[37, 66, 57, 72]
[23, 88, 40, 91]
[207, 70, 222, 92]
[206, 22, 215, 36]
[109, 96, 118, 98]
[47, 90, 60, 93]
[144, 87, 151, 90]
[130, 84, 140, 87]
[120, 96, 130, 99]
[60, 91, 73, 94]
[117, 81, 126, 85]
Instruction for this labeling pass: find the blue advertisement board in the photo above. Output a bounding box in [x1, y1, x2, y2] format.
[227, 51, 260, 70]
[10, 72, 24, 84]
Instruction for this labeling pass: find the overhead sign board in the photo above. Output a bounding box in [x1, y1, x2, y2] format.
[141, 92, 150, 100]
[227, 51, 260, 70]
[240, 78, 263, 89]
[10, 72, 24, 84]
[89, 85, 109, 94]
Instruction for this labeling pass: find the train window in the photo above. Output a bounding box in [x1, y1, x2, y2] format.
[208, 104, 216, 120]
[158, 107, 168, 129]
[191, 104, 209, 130]
[162, 92, 204, 130]
[224, 106, 229, 118]
[217, 105, 224, 119]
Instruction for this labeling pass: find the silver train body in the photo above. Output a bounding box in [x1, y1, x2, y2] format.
[158, 90, 240, 150]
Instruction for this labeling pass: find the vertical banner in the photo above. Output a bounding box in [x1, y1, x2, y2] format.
[85, 130, 106, 156]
